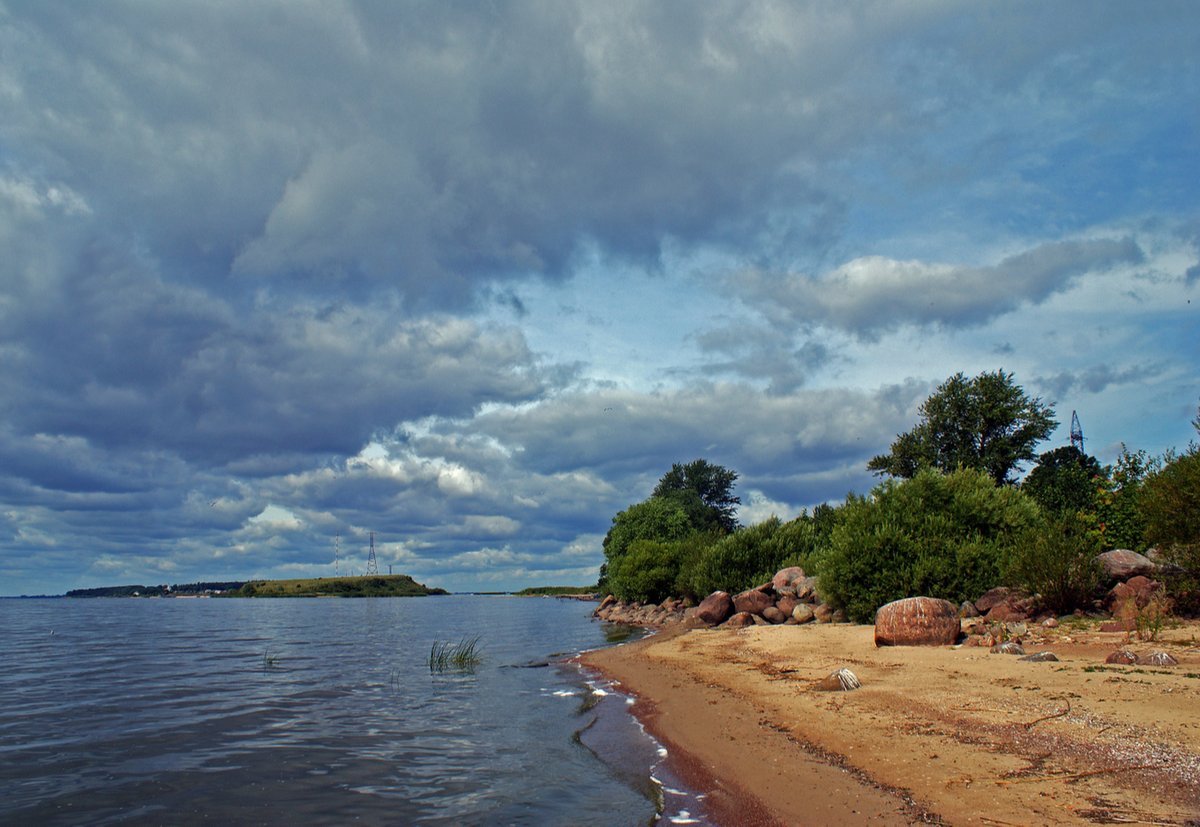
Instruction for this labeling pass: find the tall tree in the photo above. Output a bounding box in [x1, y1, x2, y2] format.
[651, 459, 741, 533]
[868, 370, 1057, 485]
[1022, 445, 1103, 514]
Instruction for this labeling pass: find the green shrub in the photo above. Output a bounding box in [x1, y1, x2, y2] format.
[1092, 445, 1157, 551]
[677, 516, 821, 599]
[604, 539, 686, 603]
[1141, 446, 1200, 614]
[820, 468, 1039, 622]
[1005, 510, 1104, 614]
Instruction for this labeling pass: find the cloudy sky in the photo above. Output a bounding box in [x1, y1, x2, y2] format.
[2, 2, 1197, 595]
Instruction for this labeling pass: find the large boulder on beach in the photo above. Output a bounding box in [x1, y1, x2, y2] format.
[1096, 549, 1157, 581]
[771, 566, 806, 595]
[723, 611, 755, 629]
[1106, 575, 1162, 611]
[762, 606, 787, 624]
[874, 597, 960, 647]
[733, 588, 774, 616]
[694, 591, 734, 625]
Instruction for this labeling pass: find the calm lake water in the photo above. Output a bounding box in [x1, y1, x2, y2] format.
[0, 596, 710, 826]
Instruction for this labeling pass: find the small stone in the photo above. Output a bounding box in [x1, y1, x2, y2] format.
[1019, 651, 1059, 662]
[1041, 617, 1059, 628]
[1141, 651, 1178, 667]
[990, 641, 1025, 655]
[1105, 649, 1139, 665]
[815, 667, 861, 692]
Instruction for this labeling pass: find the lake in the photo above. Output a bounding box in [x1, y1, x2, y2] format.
[0, 596, 710, 825]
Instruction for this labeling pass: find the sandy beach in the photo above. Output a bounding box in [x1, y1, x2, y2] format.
[580, 620, 1200, 826]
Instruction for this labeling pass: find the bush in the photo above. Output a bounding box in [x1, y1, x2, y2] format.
[819, 468, 1040, 623]
[1140, 446, 1200, 613]
[677, 516, 822, 600]
[1005, 511, 1103, 614]
[604, 539, 686, 603]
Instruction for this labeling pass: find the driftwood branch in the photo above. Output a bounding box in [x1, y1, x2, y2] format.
[1023, 700, 1070, 730]
[995, 763, 1161, 786]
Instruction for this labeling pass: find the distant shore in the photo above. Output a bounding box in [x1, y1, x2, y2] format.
[580, 619, 1200, 825]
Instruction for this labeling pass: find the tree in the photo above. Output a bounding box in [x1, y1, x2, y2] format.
[868, 370, 1057, 485]
[1022, 445, 1103, 514]
[651, 459, 741, 533]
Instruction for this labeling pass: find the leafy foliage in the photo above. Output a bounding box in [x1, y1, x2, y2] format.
[652, 459, 741, 533]
[1140, 437, 1200, 613]
[869, 370, 1057, 485]
[1022, 445, 1103, 514]
[820, 468, 1040, 622]
[1092, 445, 1157, 551]
[677, 516, 822, 600]
[602, 496, 697, 562]
[603, 539, 689, 603]
[1005, 510, 1104, 614]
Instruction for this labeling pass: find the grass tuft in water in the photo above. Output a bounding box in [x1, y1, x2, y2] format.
[428, 636, 483, 673]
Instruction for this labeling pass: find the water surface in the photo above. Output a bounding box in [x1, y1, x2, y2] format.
[0, 596, 709, 825]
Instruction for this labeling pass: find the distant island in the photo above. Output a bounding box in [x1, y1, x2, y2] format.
[65, 575, 447, 599]
[233, 575, 447, 598]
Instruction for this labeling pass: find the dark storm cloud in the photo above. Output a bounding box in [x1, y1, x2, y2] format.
[1036, 363, 1166, 403]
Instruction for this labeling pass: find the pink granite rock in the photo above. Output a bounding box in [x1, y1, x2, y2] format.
[874, 597, 960, 647]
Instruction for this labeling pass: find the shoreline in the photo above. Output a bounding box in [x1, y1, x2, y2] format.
[580, 619, 1200, 826]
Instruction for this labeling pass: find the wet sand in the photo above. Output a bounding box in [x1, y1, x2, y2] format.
[580, 620, 1200, 825]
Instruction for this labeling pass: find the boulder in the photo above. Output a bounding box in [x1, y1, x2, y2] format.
[959, 601, 980, 618]
[874, 597, 960, 647]
[813, 603, 835, 623]
[985, 602, 1030, 623]
[771, 566, 806, 595]
[1041, 617, 1059, 628]
[595, 594, 617, 614]
[990, 641, 1025, 655]
[694, 591, 734, 626]
[1105, 649, 1139, 665]
[1141, 651, 1178, 667]
[775, 596, 799, 617]
[1096, 549, 1158, 581]
[733, 588, 775, 617]
[723, 611, 756, 629]
[793, 576, 819, 602]
[751, 614, 771, 626]
[762, 606, 787, 624]
[1099, 619, 1135, 633]
[974, 587, 1015, 614]
[792, 604, 816, 624]
[1019, 651, 1060, 662]
[1107, 575, 1162, 611]
[960, 616, 987, 636]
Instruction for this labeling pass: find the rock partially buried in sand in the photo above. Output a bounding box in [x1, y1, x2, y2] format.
[723, 611, 755, 629]
[1019, 651, 1059, 662]
[1142, 651, 1178, 667]
[874, 597, 960, 647]
[1105, 649, 1139, 665]
[990, 641, 1025, 655]
[815, 667, 861, 692]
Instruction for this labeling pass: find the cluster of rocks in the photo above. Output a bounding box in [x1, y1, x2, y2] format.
[592, 566, 848, 629]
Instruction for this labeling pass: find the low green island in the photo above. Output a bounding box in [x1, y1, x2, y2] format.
[233, 575, 448, 598]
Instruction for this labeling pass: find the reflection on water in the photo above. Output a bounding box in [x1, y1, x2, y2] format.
[0, 596, 706, 825]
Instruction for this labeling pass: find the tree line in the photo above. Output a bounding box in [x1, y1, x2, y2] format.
[599, 370, 1200, 621]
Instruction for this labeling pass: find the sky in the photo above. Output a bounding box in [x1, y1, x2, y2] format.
[1, 1, 1197, 596]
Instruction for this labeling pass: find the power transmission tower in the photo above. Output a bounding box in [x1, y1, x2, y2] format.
[366, 531, 379, 576]
[334, 533, 340, 577]
[1070, 411, 1085, 454]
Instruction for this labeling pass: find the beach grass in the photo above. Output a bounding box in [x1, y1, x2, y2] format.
[428, 637, 482, 673]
